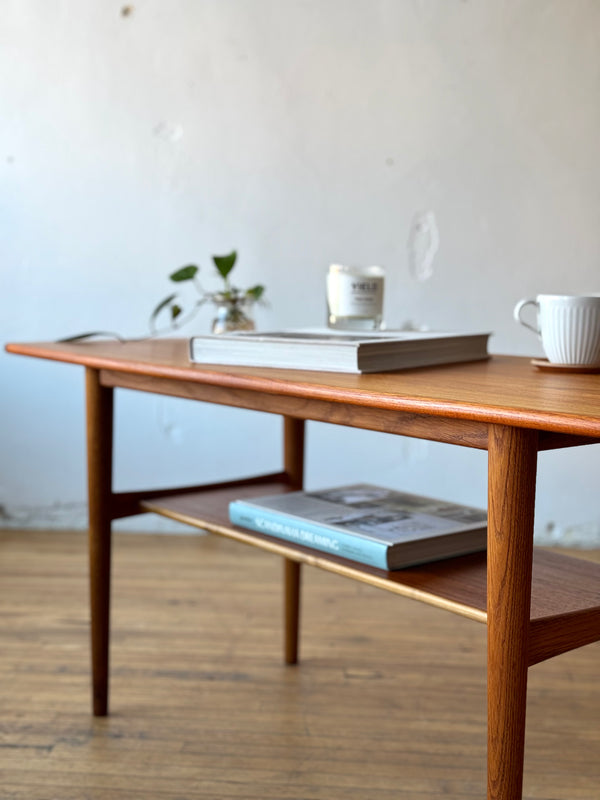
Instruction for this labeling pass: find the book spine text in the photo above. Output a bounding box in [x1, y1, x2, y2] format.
[228, 501, 389, 570]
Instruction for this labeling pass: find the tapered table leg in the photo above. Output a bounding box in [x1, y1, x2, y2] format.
[284, 558, 301, 664]
[86, 368, 114, 716]
[283, 417, 305, 664]
[487, 424, 538, 800]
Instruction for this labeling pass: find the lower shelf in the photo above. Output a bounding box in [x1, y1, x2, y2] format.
[140, 477, 600, 665]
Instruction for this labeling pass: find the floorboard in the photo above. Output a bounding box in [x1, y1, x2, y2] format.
[0, 530, 598, 799]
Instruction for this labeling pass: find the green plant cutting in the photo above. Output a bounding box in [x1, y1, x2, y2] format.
[58, 250, 265, 343]
[150, 250, 265, 334]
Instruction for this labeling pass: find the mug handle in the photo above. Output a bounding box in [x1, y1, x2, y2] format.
[513, 298, 540, 335]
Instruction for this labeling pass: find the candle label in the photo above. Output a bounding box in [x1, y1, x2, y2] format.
[327, 271, 384, 317]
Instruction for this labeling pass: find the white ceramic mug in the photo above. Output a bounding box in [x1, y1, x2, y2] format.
[513, 294, 600, 365]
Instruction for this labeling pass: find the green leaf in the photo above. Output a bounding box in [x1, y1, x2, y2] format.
[246, 284, 265, 301]
[170, 264, 199, 282]
[212, 251, 237, 280]
[171, 304, 182, 320]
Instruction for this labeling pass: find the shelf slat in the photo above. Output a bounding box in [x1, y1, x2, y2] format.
[141, 481, 600, 659]
[142, 483, 488, 622]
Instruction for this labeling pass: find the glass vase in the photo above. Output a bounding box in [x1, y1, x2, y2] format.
[211, 295, 256, 335]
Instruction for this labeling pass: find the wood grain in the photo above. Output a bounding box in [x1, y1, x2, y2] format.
[7, 338, 600, 800]
[85, 368, 113, 717]
[110, 471, 292, 520]
[7, 339, 600, 436]
[140, 484, 600, 654]
[282, 417, 305, 664]
[487, 425, 537, 800]
[283, 416, 305, 490]
[99, 369, 492, 449]
[529, 608, 600, 665]
[1, 529, 598, 800]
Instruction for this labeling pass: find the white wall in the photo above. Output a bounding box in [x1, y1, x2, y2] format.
[2, 0, 599, 544]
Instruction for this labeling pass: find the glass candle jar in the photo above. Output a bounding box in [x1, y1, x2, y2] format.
[326, 264, 385, 330]
[210, 294, 256, 335]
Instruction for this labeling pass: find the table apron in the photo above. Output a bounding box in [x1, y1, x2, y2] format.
[100, 368, 489, 448]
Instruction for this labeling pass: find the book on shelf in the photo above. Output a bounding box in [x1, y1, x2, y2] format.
[188, 328, 491, 373]
[228, 483, 487, 571]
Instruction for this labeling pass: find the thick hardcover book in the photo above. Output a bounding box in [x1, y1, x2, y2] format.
[189, 328, 490, 373]
[229, 483, 487, 570]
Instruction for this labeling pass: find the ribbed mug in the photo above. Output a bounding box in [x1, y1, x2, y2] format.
[513, 294, 600, 365]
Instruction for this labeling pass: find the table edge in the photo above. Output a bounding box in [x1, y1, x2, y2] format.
[6, 341, 600, 437]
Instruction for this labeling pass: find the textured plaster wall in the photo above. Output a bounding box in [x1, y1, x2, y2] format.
[1, 1, 599, 544]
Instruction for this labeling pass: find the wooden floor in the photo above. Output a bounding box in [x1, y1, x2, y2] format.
[0, 530, 598, 800]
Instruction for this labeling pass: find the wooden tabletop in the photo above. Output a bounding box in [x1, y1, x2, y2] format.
[6, 339, 600, 436]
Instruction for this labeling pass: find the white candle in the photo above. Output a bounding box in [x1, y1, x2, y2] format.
[326, 264, 385, 330]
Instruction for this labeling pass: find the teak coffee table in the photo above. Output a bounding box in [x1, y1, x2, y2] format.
[6, 339, 600, 800]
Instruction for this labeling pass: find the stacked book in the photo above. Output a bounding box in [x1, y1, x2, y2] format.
[229, 483, 487, 570]
[189, 328, 491, 373]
